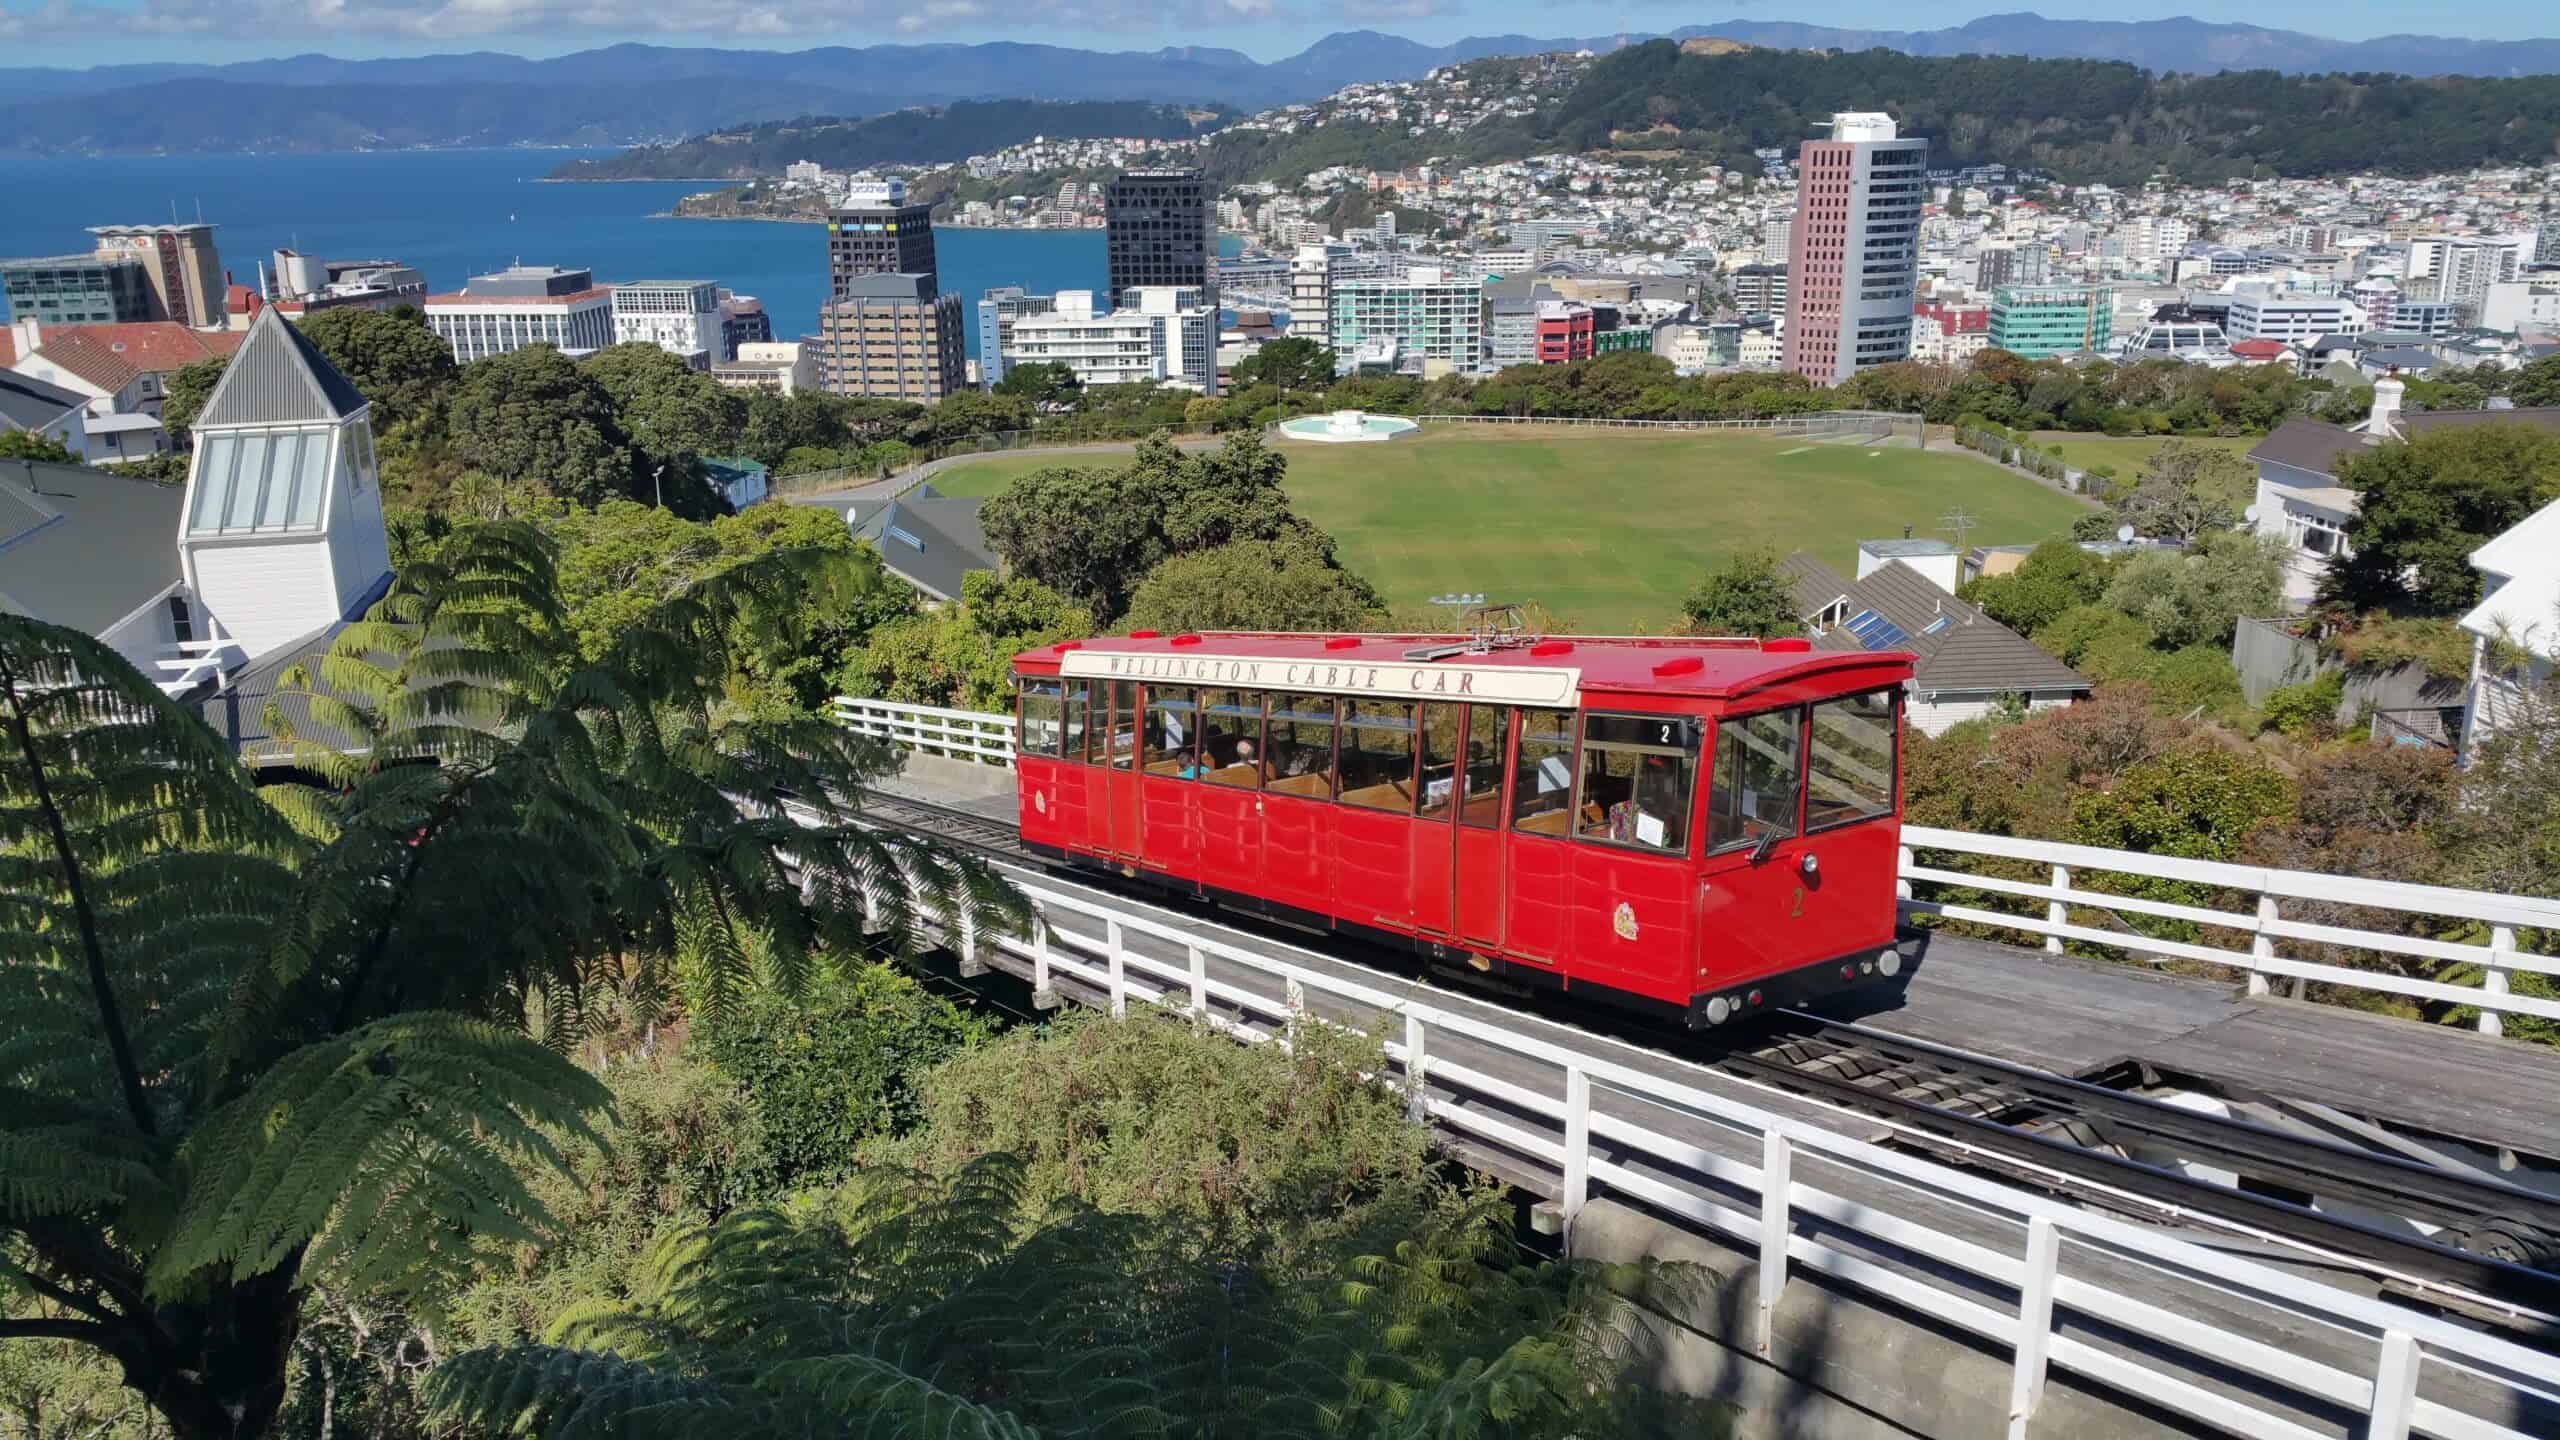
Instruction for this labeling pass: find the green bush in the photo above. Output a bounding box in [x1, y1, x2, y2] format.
[695, 963, 993, 1199]
[2260, 671, 2346, 739]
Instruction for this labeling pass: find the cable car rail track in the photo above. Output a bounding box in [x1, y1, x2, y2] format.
[847, 791, 2560, 1331]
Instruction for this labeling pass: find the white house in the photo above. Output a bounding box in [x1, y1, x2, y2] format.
[2458, 497, 2560, 755]
[0, 370, 96, 460]
[177, 304, 392, 668]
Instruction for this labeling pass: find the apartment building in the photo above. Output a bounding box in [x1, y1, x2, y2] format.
[1007, 290, 1166, 388]
[815, 273, 965, 402]
[1987, 285, 2113, 358]
[1782, 113, 1927, 384]
[88, 223, 224, 329]
[1329, 267, 1485, 374]
[424, 265, 614, 362]
[611, 279, 724, 368]
[975, 286, 1057, 387]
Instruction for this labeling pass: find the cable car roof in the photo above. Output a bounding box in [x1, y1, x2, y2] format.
[1015, 631, 1914, 704]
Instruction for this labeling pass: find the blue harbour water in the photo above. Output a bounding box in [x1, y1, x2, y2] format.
[0, 148, 1108, 358]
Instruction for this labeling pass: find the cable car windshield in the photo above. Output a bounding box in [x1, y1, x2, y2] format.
[1576, 713, 1699, 854]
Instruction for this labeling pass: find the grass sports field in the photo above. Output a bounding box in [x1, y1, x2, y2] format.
[2027, 432, 2260, 479]
[932, 426, 2097, 630]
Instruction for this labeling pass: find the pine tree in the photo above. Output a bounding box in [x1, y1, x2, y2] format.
[0, 522, 1018, 1438]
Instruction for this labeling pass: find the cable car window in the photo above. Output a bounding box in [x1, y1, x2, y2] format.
[1143, 686, 1199, 777]
[1706, 709, 1802, 854]
[1265, 694, 1338, 800]
[1339, 700, 1417, 812]
[1199, 689, 1264, 789]
[1459, 705, 1509, 829]
[1806, 690, 1898, 830]
[1062, 680, 1092, 764]
[1019, 677, 1064, 759]
[1575, 713, 1698, 854]
[1103, 681, 1138, 770]
[1510, 709, 1577, 835]
[1417, 704, 1462, 819]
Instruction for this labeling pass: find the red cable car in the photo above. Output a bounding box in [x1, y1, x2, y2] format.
[1010, 626, 1915, 1027]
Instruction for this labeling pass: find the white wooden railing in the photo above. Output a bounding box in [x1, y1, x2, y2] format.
[875, 862, 2560, 1440]
[835, 697, 1016, 769]
[835, 697, 2560, 1035]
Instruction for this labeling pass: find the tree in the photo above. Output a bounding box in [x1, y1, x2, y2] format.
[1230, 336, 1337, 393]
[991, 360, 1083, 408]
[583, 343, 747, 514]
[2100, 531, 2286, 649]
[980, 433, 1346, 622]
[2113, 440, 2252, 542]
[2326, 425, 2560, 613]
[0, 430, 75, 463]
[1961, 539, 2115, 638]
[160, 356, 227, 447]
[0, 524, 1015, 1438]
[446, 345, 640, 509]
[296, 306, 458, 435]
[2512, 354, 2560, 409]
[1678, 549, 1801, 639]
[1124, 538, 1389, 634]
[845, 570, 1091, 712]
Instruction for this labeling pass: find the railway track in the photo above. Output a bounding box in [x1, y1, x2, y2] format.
[853, 791, 2560, 1329]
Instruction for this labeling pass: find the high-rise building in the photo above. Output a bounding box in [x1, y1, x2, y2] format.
[611, 280, 723, 368]
[2537, 220, 2560, 269]
[815, 273, 965, 403]
[1289, 244, 1351, 353]
[1975, 242, 2049, 291]
[1728, 262, 1788, 316]
[1, 254, 156, 326]
[1106, 169, 1216, 318]
[1760, 216, 1793, 265]
[423, 265, 615, 363]
[1534, 300, 1594, 364]
[1329, 267, 1485, 374]
[826, 179, 937, 299]
[1782, 113, 1927, 384]
[1986, 285, 2113, 359]
[2223, 290, 2368, 347]
[976, 286, 1057, 387]
[718, 292, 772, 358]
[88, 224, 223, 329]
[1130, 286, 1218, 395]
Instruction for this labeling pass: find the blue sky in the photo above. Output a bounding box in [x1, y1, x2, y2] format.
[0, 2, 2548, 68]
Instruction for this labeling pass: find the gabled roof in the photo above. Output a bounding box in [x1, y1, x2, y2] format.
[1781, 552, 2090, 698]
[2460, 497, 2560, 661]
[0, 369, 88, 431]
[56, 322, 241, 374]
[25, 328, 142, 395]
[0, 458, 186, 635]
[193, 306, 368, 429]
[2248, 417, 2367, 477]
[848, 484, 996, 604]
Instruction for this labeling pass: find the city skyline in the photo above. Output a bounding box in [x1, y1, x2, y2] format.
[3, 3, 2555, 68]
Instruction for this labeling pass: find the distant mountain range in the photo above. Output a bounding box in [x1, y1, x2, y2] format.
[3, 14, 2558, 155]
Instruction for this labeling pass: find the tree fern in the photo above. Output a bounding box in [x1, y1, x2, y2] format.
[0, 522, 1016, 1438]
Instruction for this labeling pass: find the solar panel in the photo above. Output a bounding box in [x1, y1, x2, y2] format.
[1923, 614, 1952, 636]
[1843, 609, 1909, 649]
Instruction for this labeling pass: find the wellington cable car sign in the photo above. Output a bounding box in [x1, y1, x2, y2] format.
[1061, 649, 1579, 707]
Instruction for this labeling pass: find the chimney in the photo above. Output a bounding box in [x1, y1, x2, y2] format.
[10, 316, 39, 356]
[2366, 366, 2405, 439]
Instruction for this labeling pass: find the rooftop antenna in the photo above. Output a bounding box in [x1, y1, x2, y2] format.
[1938, 505, 1979, 553]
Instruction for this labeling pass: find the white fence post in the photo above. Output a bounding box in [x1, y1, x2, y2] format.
[2367, 1331, 2419, 1440]
[2045, 865, 2070, 955]
[1402, 1012, 1428, 1124]
[1029, 915, 1056, 1007]
[1186, 943, 1207, 1016]
[2006, 1217, 2060, 1438]
[1897, 843, 1914, 902]
[2482, 925, 2515, 1037]
[1105, 918, 1126, 1018]
[2249, 893, 2278, 997]
[1757, 1130, 1792, 1356]
[1561, 1066, 1591, 1237]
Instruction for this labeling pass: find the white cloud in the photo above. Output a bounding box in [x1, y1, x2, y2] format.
[1323, 0, 1457, 18]
[0, 0, 1292, 42]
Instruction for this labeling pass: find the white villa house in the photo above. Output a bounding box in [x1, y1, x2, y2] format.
[1, 305, 391, 763]
[2248, 376, 2560, 606]
[2460, 497, 2560, 753]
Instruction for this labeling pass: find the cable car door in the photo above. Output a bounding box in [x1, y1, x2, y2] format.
[1410, 704, 1461, 937]
[1693, 706, 1809, 986]
[1449, 705, 1510, 950]
[1099, 680, 1141, 859]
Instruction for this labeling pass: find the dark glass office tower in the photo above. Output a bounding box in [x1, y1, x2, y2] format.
[1106, 168, 1215, 314]
[827, 179, 938, 300]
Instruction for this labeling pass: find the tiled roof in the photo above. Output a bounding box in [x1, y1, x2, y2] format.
[26, 329, 142, 394]
[2249, 409, 2560, 481]
[44, 322, 240, 375]
[1781, 552, 2090, 698]
[193, 306, 369, 429]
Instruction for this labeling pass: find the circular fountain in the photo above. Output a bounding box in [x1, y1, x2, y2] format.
[1277, 409, 1420, 444]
